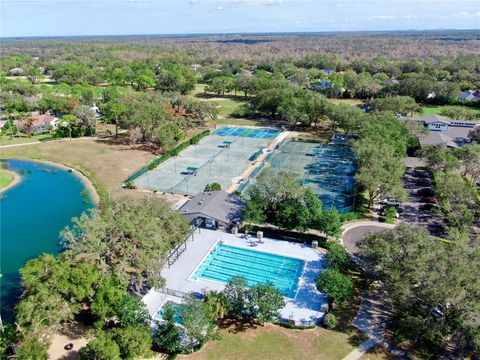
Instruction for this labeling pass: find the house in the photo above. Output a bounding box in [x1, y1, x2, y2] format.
[179, 190, 245, 230]
[400, 114, 477, 148]
[8, 68, 24, 76]
[14, 112, 58, 133]
[308, 80, 332, 91]
[384, 79, 400, 86]
[458, 90, 480, 101]
[320, 68, 335, 76]
[189, 64, 202, 73]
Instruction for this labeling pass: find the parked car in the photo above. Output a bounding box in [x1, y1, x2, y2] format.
[419, 203, 438, 211]
[416, 178, 432, 186]
[416, 187, 435, 197]
[379, 198, 401, 207]
[420, 197, 437, 204]
[413, 170, 430, 178]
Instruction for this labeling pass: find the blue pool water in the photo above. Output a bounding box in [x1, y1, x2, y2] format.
[192, 244, 304, 298]
[214, 127, 280, 139]
[155, 301, 184, 324]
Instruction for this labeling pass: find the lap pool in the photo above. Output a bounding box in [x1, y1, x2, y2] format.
[192, 244, 304, 298]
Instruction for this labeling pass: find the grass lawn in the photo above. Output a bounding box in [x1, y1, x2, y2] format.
[419, 105, 444, 115]
[0, 133, 56, 146]
[190, 83, 248, 118]
[180, 324, 365, 360]
[0, 137, 156, 203]
[216, 118, 266, 126]
[0, 167, 15, 190]
[327, 98, 363, 106]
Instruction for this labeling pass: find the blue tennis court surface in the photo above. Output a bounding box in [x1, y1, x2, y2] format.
[192, 244, 304, 298]
[215, 127, 280, 139]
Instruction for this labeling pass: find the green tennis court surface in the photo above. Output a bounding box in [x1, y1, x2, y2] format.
[134, 127, 279, 195]
[253, 140, 357, 213]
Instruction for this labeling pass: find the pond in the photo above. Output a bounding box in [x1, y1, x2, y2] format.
[0, 159, 94, 322]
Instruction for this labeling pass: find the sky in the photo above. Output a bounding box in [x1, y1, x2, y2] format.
[1, 0, 479, 38]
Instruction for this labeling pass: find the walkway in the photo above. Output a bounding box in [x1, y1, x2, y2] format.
[340, 221, 410, 360]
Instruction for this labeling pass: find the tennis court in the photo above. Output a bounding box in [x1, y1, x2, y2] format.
[134, 127, 279, 195]
[214, 127, 280, 138]
[261, 140, 356, 213]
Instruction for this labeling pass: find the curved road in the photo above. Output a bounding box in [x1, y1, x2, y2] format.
[342, 221, 396, 257]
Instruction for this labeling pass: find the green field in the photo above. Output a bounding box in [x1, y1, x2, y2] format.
[0, 167, 15, 190]
[0, 134, 56, 146]
[180, 324, 364, 360]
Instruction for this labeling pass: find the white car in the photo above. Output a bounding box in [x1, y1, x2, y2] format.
[379, 198, 401, 207]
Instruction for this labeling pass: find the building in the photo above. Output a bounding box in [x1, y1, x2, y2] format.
[179, 190, 245, 230]
[320, 68, 335, 76]
[400, 114, 477, 148]
[458, 90, 480, 101]
[14, 112, 58, 133]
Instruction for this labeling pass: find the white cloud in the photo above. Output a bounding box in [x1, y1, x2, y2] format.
[368, 15, 396, 20]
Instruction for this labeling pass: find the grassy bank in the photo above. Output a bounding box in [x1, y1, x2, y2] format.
[0, 167, 16, 190]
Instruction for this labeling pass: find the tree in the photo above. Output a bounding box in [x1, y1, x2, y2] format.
[354, 139, 405, 208]
[433, 171, 478, 230]
[90, 277, 126, 326]
[245, 170, 323, 231]
[457, 144, 480, 183]
[372, 96, 420, 116]
[316, 210, 342, 238]
[22, 116, 36, 136]
[135, 72, 155, 91]
[468, 126, 480, 144]
[204, 291, 230, 321]
[358, 225, 480, 352]
[15, 336, 48, 360]
[152, 302, 181, 354]
[26, 67, 44, 84]
[325, 242, 351, 270]
[111, 326, 153, 360]
[114, 295, 150, 328]
[156, 63, 196, 94]
[223, 275, 249, 319]
[323, 313, 337, 330]
[421, 145, 460, 172]
[205, 76, 235, 95]
[315, 269, 354, 305]
[102, 101, 127, 137]
[181, 295, 216, 352]
[246, 282, 285, 324]
[74, 106, 96, 136]
[204, 183, 221, 191]
[61, 199, 189, 290]
[78, 331, 121, 360]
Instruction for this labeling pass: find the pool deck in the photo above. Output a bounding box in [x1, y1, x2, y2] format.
[143, 228, 328, 325]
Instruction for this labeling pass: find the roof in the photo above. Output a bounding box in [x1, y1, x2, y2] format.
[418, 128, 471, 148]
[14, 112, 56, 128]
[179, 190, 245, 224]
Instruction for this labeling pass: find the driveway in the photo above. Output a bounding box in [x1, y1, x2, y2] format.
[342, 222, 395, 258]
[401, 167, 445, 237]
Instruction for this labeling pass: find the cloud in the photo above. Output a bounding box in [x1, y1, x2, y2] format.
[368, 15, 396, 20]
[216, 5, 224, 11]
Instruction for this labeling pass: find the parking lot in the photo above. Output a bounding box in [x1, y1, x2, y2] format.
[401, 167, 445, 237]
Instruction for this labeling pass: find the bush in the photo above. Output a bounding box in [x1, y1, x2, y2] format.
[315, 269, 354, 304]
[124, 180, 136, 189]
[325, 242, 350, 270]
[323, 313, 337, 330]
[204, 182, 221, 191]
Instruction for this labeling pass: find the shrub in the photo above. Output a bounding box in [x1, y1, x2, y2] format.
[323, 313, 337, 329]
[325, 242, 350, 270]
[204, 182, 221, 191]
[124, 180, 136, 189]
[315, 269, 354, 304]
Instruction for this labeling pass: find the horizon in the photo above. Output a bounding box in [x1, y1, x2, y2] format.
[1, 0, 479, 38]
[2, 28, 480, 41]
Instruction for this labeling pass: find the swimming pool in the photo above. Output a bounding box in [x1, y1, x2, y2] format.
[192, 244, 304, 298]
[154, 301, 184, 324]
[214, 127, 280, 139]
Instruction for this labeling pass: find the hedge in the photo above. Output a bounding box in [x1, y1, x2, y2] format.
[148, 130, 210, 171]
[127, 130, 210, 181]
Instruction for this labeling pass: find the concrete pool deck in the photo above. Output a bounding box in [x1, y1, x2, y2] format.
[143, 228, 328, 325]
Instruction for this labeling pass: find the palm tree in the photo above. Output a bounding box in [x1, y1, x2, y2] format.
[204, 291, 230, 321]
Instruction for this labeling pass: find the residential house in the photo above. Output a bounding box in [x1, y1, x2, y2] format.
[400, 114, 477, 148]
[458, 90, 480, 101]
[320, 68, 335, 76]
[179, 190, 245, 230]
[14, 112, 58, 133]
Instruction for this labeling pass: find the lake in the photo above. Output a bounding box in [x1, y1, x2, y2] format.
[0, 159, 93, 322]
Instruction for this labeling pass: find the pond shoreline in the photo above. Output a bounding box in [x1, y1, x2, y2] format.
[0, 168, 21, 194]
[2, 158, 100, 205]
